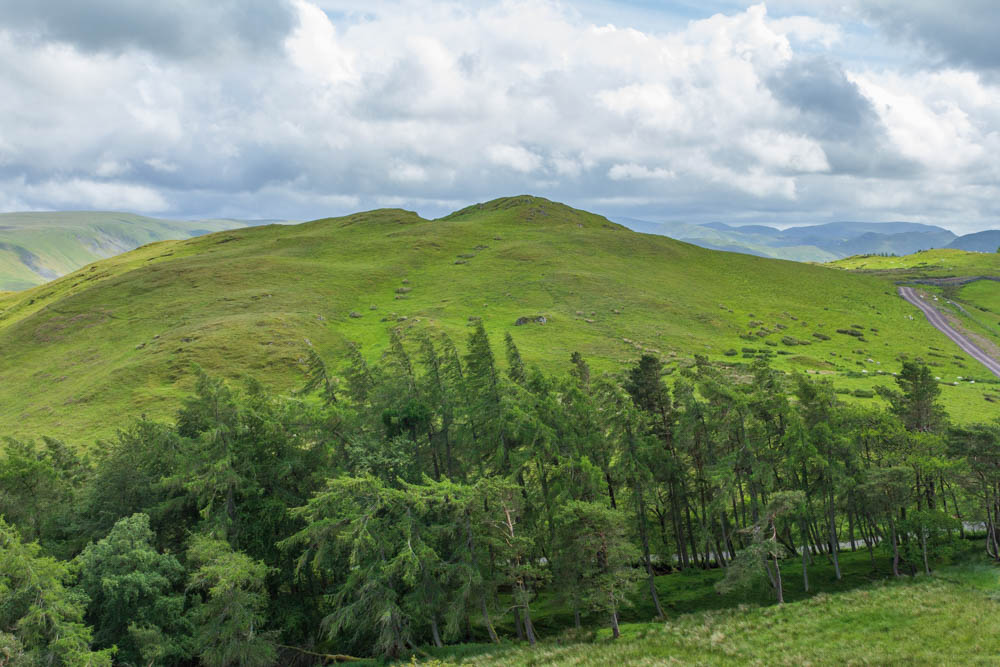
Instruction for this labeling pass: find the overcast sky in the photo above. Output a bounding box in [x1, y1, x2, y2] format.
[0, 1, 997, 232]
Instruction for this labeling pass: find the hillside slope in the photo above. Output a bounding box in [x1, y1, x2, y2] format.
[0, 211, 253, 290]
[617, 218, 966, 262]
[950, 230, 1000, 252]
[0, 196, 993, 442]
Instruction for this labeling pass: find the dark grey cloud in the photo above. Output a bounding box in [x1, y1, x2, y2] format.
[0, 0, 295, 58]
[767, 57, 875, 137]
[863, 0, 1000, 71]
[765, 57, 922, 178]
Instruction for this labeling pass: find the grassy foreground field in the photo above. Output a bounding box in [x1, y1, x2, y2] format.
[423, 550, 1000, 666]
[0, 197, 996, 441]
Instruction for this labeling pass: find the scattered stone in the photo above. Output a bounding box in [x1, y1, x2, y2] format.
[181, 337, 194, 343]
[468, 316, 481, 322]
[401, 279, 410, 284]
[454, 260, 467, 265]
[135, 343, 145, 350]
[514, 315, 547, 326]
[585, 318, 595, 323]
[457, 253, 475, 258]
[576, 310, 584, 316]
[395, 287, 412, 294]
[397, 316, 408, 322]
[349, 311, 362, 318]
[316, 315, 326, 321]
[474, 245, 488, 250]
[369, 304, 377, 310]
[612, 309, 621, 315]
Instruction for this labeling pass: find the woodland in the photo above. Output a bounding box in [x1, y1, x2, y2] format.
[1, 322, 997, 665]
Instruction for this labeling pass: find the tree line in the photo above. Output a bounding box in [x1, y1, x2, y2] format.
[1, 321, 998, 664]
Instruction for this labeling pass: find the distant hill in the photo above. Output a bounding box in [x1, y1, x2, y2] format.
[0, 195, 991, 441]
[949, 230, 1000, 252]
[0, 211, 261, 290]
[615, 217, 986, 262]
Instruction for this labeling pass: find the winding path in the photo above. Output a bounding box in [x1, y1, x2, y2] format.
[898, 285, 1000, 378]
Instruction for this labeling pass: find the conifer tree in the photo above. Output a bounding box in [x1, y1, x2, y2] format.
[74, 514, 190, 665]
[0, 520, 113, 666]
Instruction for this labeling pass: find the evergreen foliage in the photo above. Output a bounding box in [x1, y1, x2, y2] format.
[0, 325, 996, 663]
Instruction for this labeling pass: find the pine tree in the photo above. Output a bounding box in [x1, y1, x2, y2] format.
[0, 520, 113, 666]
[187, 536, 277, 667]
[74, 513, 190, 665]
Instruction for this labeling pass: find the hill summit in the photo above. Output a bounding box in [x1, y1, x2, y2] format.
[0, 196, 989, 441]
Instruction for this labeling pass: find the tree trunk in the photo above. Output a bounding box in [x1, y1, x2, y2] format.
[920, 526, 930, 575]
[637, 490, 665, 618]
[481, 598, 500, 644]
[888, 516, 900, 577]
[513, 606, 524, 641]
[606, 471, 617, 510]
[799, 519, 810, 592]
[773, 551, 784, 604]
[610, 607, 621, 639]
[523, 602, 537, 646]
[827, 487, 842, 580]
[431, 617, 443, 648]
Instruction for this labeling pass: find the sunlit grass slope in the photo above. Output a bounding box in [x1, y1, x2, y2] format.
[828, 248, 1000, 279]
[0, 196, 994, 442]
[429, 559, 1000, 666]
[0, 211, 249, 290]
[827, 248, 1000, 408]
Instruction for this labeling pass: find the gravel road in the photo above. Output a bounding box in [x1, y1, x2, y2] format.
[898, 285, 1000, 378]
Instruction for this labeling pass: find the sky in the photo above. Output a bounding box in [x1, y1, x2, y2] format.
[0, 0, 997, 233]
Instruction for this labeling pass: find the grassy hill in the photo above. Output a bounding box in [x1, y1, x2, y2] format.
[0, 211, 254, 290]
[827, 249, 1000, 381]
[827, 248, 1000, 279]
[0, 196, 995, 443]
[618, 218, 970, 263]
[428, 554, 1000, 666]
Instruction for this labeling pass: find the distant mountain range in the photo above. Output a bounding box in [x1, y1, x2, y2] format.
[616, 218, 1000, 262]
[0, 212, 283, 291]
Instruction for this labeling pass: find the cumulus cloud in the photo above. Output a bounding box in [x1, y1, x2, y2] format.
[0, 0, 996, 231]
[0, 0, 295, 58]
[861, 0, 1000, 71]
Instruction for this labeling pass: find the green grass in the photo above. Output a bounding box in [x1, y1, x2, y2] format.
[824, 249, 1000, 412]
[827, 248, 1000, 280]
[0, 196, 995, 443]
[0, 211, 250, 290]
[425, 548, 1000, 666]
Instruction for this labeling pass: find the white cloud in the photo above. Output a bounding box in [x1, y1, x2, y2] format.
[486, 145, 543, 173]
[608, 163, 675, 181]
[388, 161, 429, 183]
[0, 1, 995, 231]
[18, 178, 169, 212]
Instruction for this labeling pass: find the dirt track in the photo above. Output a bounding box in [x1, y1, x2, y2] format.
[898, 285, 1000, 378]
